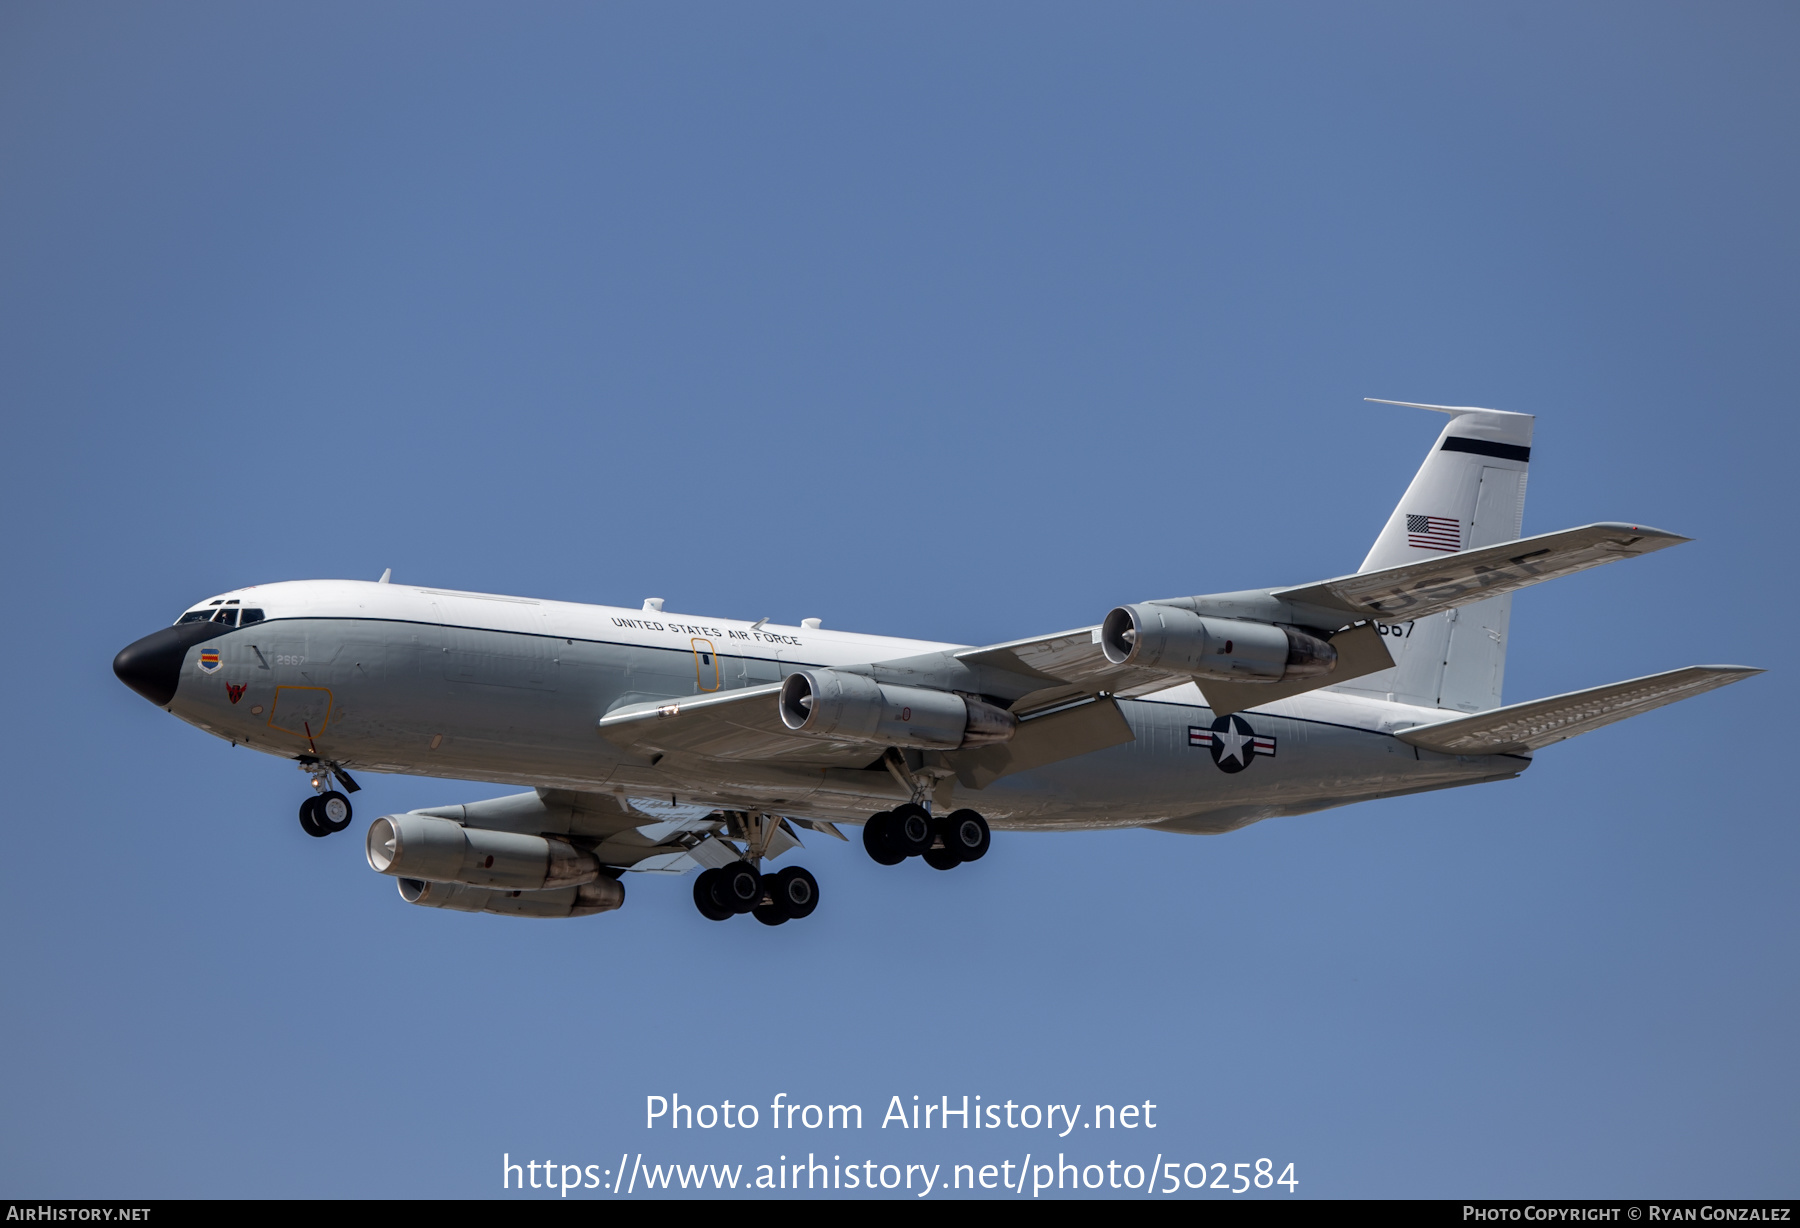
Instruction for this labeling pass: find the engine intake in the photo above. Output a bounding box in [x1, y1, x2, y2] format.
[1100, 603, 1336, 683]
[778, 669, 1016, 750]
[366, 814, 602, 890]
[397, 876, 625, 918]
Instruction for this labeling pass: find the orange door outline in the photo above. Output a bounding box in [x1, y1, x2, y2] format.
[268, 685, 334, 738]
[691, 639, 721, 692]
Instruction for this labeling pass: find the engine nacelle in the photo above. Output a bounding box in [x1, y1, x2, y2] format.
[778, 669, 1016, 750]
[1100, 603, 1336, 683]
[397, 876, 625, 918]
[366, 813, 602, 890]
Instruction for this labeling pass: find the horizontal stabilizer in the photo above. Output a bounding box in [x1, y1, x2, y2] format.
[1395, 665, 1763, 755]
[1275, 522, 1688, 623]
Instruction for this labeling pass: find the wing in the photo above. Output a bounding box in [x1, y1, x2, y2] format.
[1273, 522, 1688, 622]
[947, 521, 1681, 718]
[1395, 665, 1763, 755]
[594, 680, 1137, 786]
[956, 621, 1396, 718]
[596, 684, 882, 768]
[954, 627, 1165, 717]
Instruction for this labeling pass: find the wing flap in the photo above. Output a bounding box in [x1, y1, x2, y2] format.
[1395, 665, 1763, 755]
[1275, 522, 1689, 622]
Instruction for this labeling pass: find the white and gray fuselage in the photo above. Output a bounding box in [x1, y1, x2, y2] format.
[152, 578, 1523, 844]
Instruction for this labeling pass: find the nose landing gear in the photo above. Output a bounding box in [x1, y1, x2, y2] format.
[299, 791, 353, 838]
[295, 758, 359, 837]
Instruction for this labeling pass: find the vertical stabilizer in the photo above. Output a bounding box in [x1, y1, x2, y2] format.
[1333, 402, 1533, 712]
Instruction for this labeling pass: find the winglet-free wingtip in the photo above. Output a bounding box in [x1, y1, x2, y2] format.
[1590, 521, 1693, 546]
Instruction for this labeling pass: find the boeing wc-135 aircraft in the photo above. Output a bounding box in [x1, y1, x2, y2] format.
[112, 403, 1761, 927]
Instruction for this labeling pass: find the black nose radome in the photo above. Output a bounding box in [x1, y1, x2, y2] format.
[112, 622, 229, 707]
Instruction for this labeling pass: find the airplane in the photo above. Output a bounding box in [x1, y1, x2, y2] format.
[111, 401, 1761, 927]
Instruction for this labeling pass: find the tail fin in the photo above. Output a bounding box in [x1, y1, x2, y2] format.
[1333, 401, 1534, 712]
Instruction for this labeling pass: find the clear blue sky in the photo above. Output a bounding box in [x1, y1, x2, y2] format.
[1, 2, 1793, 1198]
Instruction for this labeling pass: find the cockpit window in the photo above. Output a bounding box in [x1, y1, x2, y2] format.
[177, 605, 264, 626]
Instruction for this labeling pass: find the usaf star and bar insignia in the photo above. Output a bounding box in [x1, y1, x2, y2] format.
[1189, 713, 1277, 773]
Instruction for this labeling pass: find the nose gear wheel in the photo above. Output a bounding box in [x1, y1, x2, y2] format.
[294, 758, 358, 837]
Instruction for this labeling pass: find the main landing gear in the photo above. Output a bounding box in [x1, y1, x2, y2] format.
[689, 809, 822, 926]
[861, 803, 990, 870]
[692, 863, 820, 927]
[296, 758, 360, 838]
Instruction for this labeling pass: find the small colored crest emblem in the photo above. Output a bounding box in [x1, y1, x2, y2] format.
[225, 682, 247, 704]
[198, 649, 221, 674]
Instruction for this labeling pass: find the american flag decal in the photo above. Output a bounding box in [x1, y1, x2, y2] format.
[1406, 514, 1461, 552]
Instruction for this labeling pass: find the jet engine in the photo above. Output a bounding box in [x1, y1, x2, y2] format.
[1100, 603, 1336, 682]
[778, 669, 1016, 750]
[366, 813, 602, 890]
[396, 876, 625, 918]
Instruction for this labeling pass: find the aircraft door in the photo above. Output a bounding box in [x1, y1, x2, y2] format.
[268, 685, 333, 742]
[692, 639, 721, 692]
